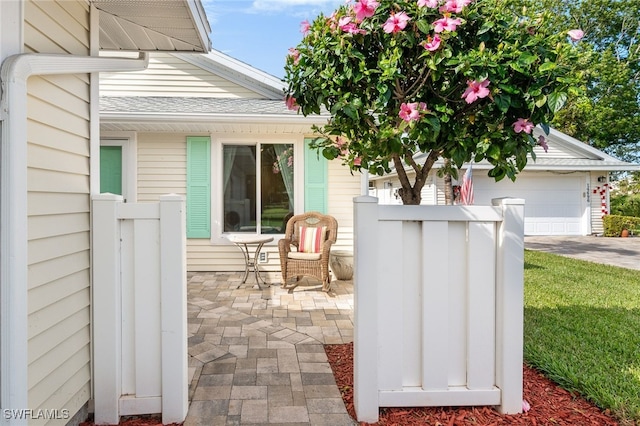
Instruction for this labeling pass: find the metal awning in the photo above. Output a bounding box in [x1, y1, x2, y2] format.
[93, 0, 211, 52]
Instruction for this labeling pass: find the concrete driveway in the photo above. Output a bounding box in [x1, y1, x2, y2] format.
[525, 235, 640, 270]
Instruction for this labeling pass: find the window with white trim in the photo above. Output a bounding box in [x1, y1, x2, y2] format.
[222, 142, 295, 234]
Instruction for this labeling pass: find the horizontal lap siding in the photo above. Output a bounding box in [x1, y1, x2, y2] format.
[25, 1, 92, 422]
[590, 172, 604, 235]
[137, 134, 361, 272]
[327, 159, 360, 251]
[137, 133, 187, 201]
[100, 53, 262, 98]
[137, 134, 218, 271]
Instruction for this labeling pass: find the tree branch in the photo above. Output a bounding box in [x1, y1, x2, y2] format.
[392, 153, 412, 191]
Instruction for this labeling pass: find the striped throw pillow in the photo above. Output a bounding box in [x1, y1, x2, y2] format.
[299, 226, 327, 253]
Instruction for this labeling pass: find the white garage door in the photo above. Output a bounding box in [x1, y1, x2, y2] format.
[472, 173, 586, 235]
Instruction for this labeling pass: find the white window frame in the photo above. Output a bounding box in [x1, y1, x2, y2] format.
[99, 132, 137, 203]
[210, 136, 303, 245]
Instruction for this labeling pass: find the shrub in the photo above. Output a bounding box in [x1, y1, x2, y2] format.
[610, 193, 640, 218]
[602, 214, 640, 237]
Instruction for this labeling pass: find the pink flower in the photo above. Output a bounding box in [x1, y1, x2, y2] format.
[399, 102, 427, 122]
[512, 118, 534, 134]
[567, 29, 584, 41]
[353, 157, 362, 166]
[353, 0, 379, 21]
[288, 48, 300, 65]
[339, 16, 366, 34]
[383, 11, 411, 33]
[461, 79, 490, 103]
[300, 19, 310, 35]
[522, 399, 531, 412]
[537, 135, 549, 152]
[285, 95, 299, 111]
[440, 0, 472, 13]
[433, 16, 462, 33]
[423, 34, 441, 51]
[417, 0, 439, 8]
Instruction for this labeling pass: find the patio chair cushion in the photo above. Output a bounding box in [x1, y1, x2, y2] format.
[287, 251, 322, 260]
[298, 226, 327, 253]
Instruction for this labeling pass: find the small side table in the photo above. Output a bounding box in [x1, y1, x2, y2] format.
[227, 235, 274, 289]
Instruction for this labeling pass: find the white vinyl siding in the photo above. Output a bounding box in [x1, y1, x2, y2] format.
[328, 159, 361, 251]
[589, 172, 606, 235]
[137, 133, 187, 200]
[100, 53, 266, 98]
[25, 0, 92, 423]
[136, 133, 361, 272]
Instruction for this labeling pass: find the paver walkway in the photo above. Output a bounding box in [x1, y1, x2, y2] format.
[185, 272, 357, 426]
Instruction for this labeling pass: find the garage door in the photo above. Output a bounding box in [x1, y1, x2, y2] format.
[472, 173, 586, 235]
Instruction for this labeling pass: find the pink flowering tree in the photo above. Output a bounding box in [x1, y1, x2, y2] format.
[284, 0, 583, 204]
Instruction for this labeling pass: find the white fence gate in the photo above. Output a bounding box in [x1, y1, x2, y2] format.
[353, 196, 525, 423]
[92, 194, 188, 425]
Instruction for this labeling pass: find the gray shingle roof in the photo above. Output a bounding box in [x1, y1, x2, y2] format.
[100, 96, 298, 116]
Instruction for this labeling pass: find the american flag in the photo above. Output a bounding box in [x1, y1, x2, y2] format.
[459, 165, 474, 205]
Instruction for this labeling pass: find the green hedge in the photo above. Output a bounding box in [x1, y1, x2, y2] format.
[602, 214, 640, 237]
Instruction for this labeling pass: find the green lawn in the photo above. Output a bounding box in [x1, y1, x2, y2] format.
[524, 250, 640, 424]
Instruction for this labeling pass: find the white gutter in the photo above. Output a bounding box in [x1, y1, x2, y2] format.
[0, 52, 149, 423]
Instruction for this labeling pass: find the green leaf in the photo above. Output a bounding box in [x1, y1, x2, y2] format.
[487, 144, 501, 160]
[477, 21, 494, 35]
[535, 95, 547, 108]
[494, 93, 511, 113]
[539, 62, 557, 72]
[539, 122, 551, 135]
[518, 52, 538, 66]
[516, 147, 528, 170]
[488, 167, 506, 181]
[416, 19, 431, 34]
[547, 92, 568, 113]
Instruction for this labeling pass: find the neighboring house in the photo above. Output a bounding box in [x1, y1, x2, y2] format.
[0, 1, 210, 424]
[99, 50, 362, 272]
[371, 128, 640, 235]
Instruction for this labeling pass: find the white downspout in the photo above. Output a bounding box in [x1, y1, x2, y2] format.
[0, 52, 149, 424]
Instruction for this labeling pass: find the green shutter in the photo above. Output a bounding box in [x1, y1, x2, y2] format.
[304, 138, 328, 213]
[187, 137, 211, 238]
[100, 146, 122, 195]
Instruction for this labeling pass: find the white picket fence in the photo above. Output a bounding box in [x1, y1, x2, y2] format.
[353, 196, 525, 423]
[92, 194, 188, 425]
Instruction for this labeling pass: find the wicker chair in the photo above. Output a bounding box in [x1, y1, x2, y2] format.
[278, 212, 338, 292]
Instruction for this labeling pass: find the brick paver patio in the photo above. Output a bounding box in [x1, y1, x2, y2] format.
[186, 272, 356, 425]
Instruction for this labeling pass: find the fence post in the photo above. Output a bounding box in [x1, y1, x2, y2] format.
[92, 193, 124, 425]
[492, 197, 525, 414]
[353, 195, 380, 423]
[159, 194, 188, 423]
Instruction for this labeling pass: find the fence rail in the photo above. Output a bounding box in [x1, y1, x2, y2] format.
[353, 196, 525, 423]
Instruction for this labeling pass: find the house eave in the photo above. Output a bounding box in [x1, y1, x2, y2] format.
[100, 111, 328, 125]
[99, 112, 330, 134]
[94, 0, 212, 53]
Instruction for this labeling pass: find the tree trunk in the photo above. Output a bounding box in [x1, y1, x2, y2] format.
[392, 150, 441, 205]
[444, 171, 453, 205]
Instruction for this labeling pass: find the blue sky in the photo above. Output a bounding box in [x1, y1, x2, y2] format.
[202, 0, 344, 79]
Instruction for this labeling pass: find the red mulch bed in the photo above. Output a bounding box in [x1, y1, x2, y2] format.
[325, 342, 621, 426]
[80, 416, 179, 426]
[79, 341, 622, 426]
